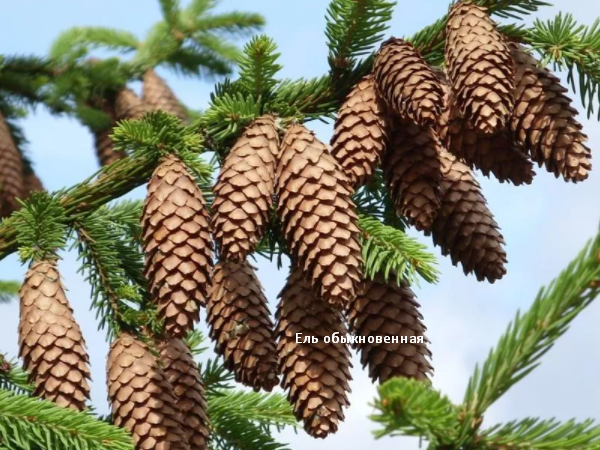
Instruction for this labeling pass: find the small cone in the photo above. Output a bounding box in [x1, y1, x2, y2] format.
[158, 338, 211, 450]
[374, 38, 444, 127]
[206, 260, 279, 391]
[142, 154, 213, 337]
[346, 276, 432, 383]
[143, 69, 188, 123]
[212, 115, 279, 262]
[276, 124, 363, 308]
[0, 113, 24, 217]
[445, 1, 514, 134]
[511, 44, 592, 182]
[428, 150, 507, 282]
[114, 88, 152, 121]
[18, 260, 91, 410]
[330, 74, 391, 188]
[107, 333, 190, 450]
[275, 268, 352, 439]
[384, 121, 445, 231]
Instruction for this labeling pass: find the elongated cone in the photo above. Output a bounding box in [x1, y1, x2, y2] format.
[276, 124, 363, 308]
[19, 260, 91, 410]
[445, 2, 514, 134]
[114, 88, 152, 121]
[330, 75, 391, 188]
[158, 338, 211, 450]
[384, 121, 444, 231]
[374, 38, 444, 127]
[0, 113, 23, 217]
[142, 154, 213, 337]
[427, 150, 507, 282]
[206, 260, 279, 391]
[275, 268, 352, 438]
[143, 69, 188, 123]
[212, 115, 279, 261]
[346, 276, 432, 383]
[511, 44, 592, 182]
[107, 333, 190, 450]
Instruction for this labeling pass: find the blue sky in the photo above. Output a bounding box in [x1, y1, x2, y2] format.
[1, 1, 600, 449]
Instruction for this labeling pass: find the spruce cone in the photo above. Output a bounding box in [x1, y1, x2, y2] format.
[0, 113, 24, 217]
[384, 121, 444, 231]
[206, 260, 279, 391]
[275, 268, 352, 438]
[276, 124, 363, 308]
[107, 333, 190, 450]
[346, 276, 432, 383]
[212, 115, 279, 262]
[428, 150, 507, 282]
[143, 69, 188, 123]
[374, 38, 444, 127]
[158, 338, 210, 450]
[511, 44, 592, 182]
[18, 260, 90, 410]
[330, 74, 390, 188]
[445, 2, 514, 134]
[142, 154, 213, 337]
[114, 88, 152, 121]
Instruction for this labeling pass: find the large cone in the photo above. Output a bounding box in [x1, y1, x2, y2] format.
[206, 260, 279, 391]
[142, 154, 213, 337]
[374, 38, 444, 127]
[275, 268, 352, 438]
[330, 74, 391, 188]
[212, 115, 279, 262]
[18, 260, 90, 410]
[158, 338, 211, 450]
[511, 44, 592, 182]
[384, 121, 445, 231]
[114, 88, 152, 121]
[0, 113, 23, 217]
[428, 150, 507, 282]
[276, 124, 363, 308]
[107, 333, 190, 450]
[143, 69, 188, 123]
[445, 2, 514, 134]
[346, 276, 432, 383]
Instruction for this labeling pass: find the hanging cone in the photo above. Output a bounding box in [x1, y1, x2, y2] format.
[384, 121, 445, 231]
[427, 150, 507, 282]
[107, 333, 190, 450]
[143, 69, 188, 123]
[0, 113, 24, 217]
[212, 115, 279, 262]
[114, 88, 152, 121]
[158, 338, 211, 450]
[445, 1, 514, 134]
[276, 124, 363, 309]
[275, 268, 352, 439]
[206, 260, 279, 391]
[374, 38, 444, 127]
[330, 74, 391, 188]
[142, 154, 213, 337]
[511, 44, 592, 182]
[346, 276, 432, 383]
[18, 260, 91, 410]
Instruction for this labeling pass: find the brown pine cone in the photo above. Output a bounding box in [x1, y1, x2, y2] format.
[212, 115, 279, 262]
[374, 37, 444, 127]
[511, 44, 592, 182]
[206, 260, 279, 391]
[275, 268, 352, 439]
[142, 154, 213, 337]
[427, 150, 507, 282]
[143, 69, 188, 123]
[276, 124, 363, 309]
[114, 88, 152, 121]
[330, 74, 391, 188]
[445, 1, 514, 134]
[18, 260, 91, 410]
[107, 333, 190, 450]
[158, 338, 211, 450]
[384, 121, 445, 231]
[346, 276, 432, 383]
[0, 113, 24, 217]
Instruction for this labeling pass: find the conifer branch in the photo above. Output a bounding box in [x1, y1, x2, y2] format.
[0, 356, 32, 395]
[238, 35, 282, 99]
[0, 281, 20, 303]
[50, 27, 140, 62]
